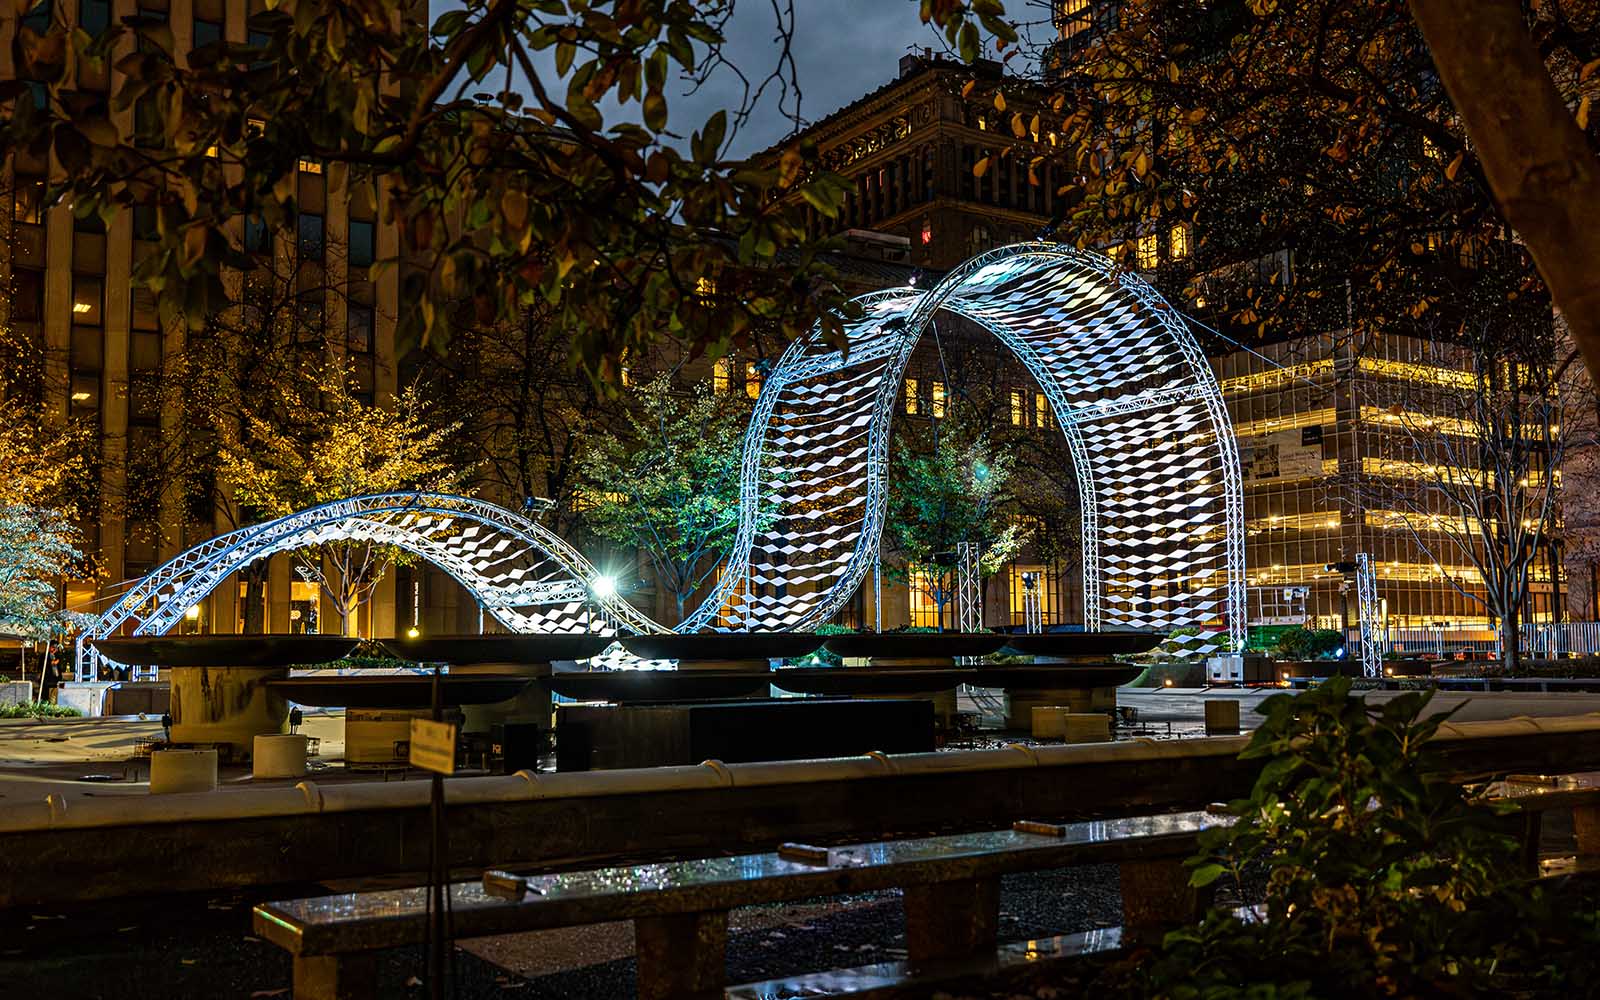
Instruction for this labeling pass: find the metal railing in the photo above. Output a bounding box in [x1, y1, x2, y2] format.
[1338, 623, 1600, 660]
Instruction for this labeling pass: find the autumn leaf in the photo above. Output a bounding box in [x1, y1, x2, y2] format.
[1578, 96, 1591, 130]
[973, 156, 991, 178]
[961, 79, 976, 98]
[1445, 151, 1464, 181]
[993, 91, 1006, 112]
[1010, 112, 1026, 138]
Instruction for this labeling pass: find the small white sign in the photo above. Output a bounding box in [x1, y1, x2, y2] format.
[408, 718, 458, 775]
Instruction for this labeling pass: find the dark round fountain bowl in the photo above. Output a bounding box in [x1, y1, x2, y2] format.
[91, 635, 360, 667]
[618, 632, 822, 662]
[823, 632, 1007, 660]
[267, 675, 533, 709]
[771, 667, 971, 696]
[973, 664, 1143, 690]
[1000, 630, 1164, 658]
[545, 670, 774, 702]
[378, 634, 613, 665]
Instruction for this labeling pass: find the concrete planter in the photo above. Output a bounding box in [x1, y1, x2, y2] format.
[0, 680, 33, 706]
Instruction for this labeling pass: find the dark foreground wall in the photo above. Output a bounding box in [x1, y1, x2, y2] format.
[2, 717, 1597, 908]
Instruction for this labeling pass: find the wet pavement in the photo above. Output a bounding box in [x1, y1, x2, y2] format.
[0, 866, 1128, 999]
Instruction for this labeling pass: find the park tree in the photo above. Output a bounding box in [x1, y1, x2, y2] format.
[1408, 0, 1600, 388]
[0, 367, 90, 639]
[576, 376, 758, 624]
[901, 320, 1081, 621]
[884, 417, 1024, 632]
[1, 0, 1013, 380]
[109, 250, 366, 632]
[973, 0, 1562, 356]
[413, 304, 625, 538]
[1359, 319, 1565, 672]
[217, 368, 463, 637]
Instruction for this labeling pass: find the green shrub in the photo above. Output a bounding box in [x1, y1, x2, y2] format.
[1270, 626, 1344, 660]
[0, 700, 82, 719]
[1090, 676, 1600, 996]
[785, 623, 854, 667]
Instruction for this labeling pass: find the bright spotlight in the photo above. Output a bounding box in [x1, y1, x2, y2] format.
[406, 626, 420, 638]
[591, 574, 618, 599]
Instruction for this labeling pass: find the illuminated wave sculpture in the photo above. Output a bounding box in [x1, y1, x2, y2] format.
[79, 243, 1244, 678]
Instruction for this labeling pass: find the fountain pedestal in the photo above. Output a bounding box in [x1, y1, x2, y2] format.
[168, 666, 290, 761]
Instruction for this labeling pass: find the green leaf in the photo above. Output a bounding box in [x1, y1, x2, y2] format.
[642, 90, 667, 132]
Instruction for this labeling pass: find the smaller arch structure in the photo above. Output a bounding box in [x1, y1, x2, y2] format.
[77, 492, 662, 680]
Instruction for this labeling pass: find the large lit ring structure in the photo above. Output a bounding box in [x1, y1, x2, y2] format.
[682, 242, 1246, 649]
[76, 492, 662, 679]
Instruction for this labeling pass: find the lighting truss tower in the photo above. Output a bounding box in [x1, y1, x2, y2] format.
[1355, 552, 1382, 678]
[957, 542, 983, 634]
[1022, 571, 1043, 634]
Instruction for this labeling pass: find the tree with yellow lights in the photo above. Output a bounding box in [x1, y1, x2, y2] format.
[0, 343, 90, 639]
[218, 369, 465, 638]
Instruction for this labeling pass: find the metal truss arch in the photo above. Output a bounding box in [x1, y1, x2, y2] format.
[686, 241, 1246, 647]
[78, 492, 662, 679]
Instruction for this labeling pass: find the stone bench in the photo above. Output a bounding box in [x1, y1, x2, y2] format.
[253, 809, 1228, 1000]
[1483, 771, 1600, 872]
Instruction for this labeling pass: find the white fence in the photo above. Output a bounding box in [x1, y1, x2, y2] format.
[1338, 623, 1600, 659]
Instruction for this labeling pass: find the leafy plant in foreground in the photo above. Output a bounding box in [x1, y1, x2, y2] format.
[1103, 676, 1600, 997]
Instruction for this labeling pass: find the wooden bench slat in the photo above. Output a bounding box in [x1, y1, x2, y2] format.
[254, 810, 1226, 957]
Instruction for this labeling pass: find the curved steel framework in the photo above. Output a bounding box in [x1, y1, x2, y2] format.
[77, 492, 662, 679]
[78, 243, 1245, 678]
[683, 242, 1247, 649]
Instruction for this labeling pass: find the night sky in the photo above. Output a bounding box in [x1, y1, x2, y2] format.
[446, 1, 1008, 158]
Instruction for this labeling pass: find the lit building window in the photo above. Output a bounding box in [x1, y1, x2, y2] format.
[12, 176, 45, 224]
[931, 381, 946, 418]
[1169, 222, 1190, 260]
[905, 378, 920, 415]
[908, 568, 944, 628]
[298, 158, 323, 174]
[713, 357, 732, 393]
[1058, 0, 1091, 40]
[745, 361, 762, 399]
[71, 275, 103, 325]
[696, 276, 717, 299]
[1136, 232, 1159, 270]
[1035, 392, 1050, 428]
[1010, 390, 1025, 426]
[921, 219, 932, 245]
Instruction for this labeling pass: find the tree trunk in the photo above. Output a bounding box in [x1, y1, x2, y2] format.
[241, 561, 270, 633]
[1503, 591, 1522, 674]
[1408, 0, 1600, 387]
